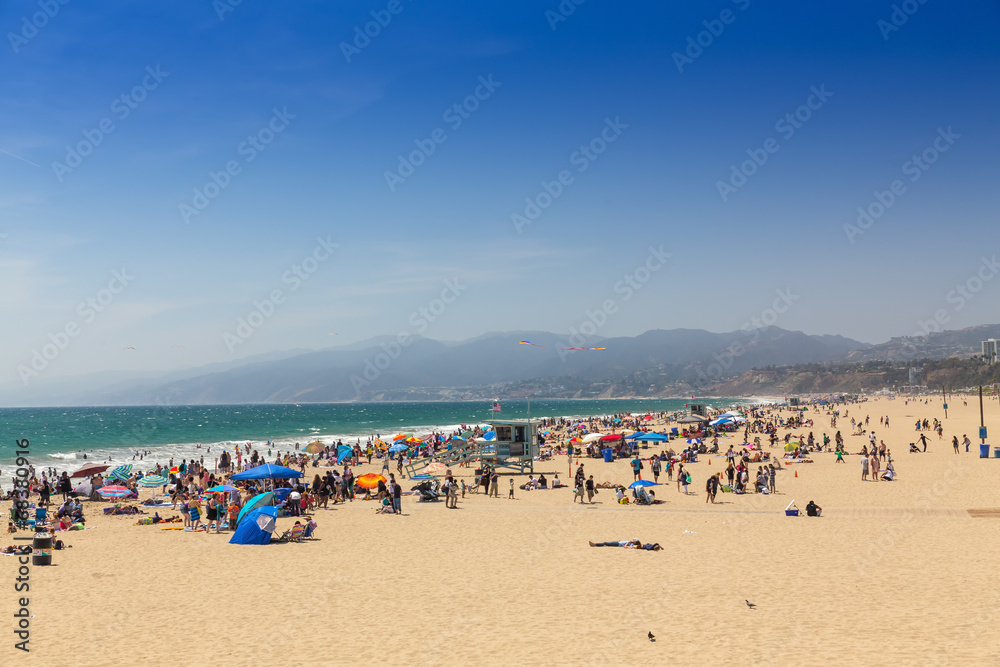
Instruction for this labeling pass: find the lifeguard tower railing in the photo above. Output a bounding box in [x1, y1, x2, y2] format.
[404, 420, 536, 477]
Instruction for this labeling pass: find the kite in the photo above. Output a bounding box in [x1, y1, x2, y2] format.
[518, 340, 606, 350]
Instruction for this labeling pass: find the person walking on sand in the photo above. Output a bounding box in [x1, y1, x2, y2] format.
[861, 454, 869, 481]
[650, 457, 661, 484]
[630, 456, 643, 481]
[963, 434, 971, 453]
[706, 474, 718, 503]
[676, 464, 685, 493]
[508, 478, 514, 499]
[953, 435, 960, 454]
[490, 471, 500, 498]
[586, 475, 596, 503]
[919, 433, 929, 452]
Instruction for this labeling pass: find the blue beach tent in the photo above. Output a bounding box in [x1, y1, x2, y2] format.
[229, 506, 278, 545]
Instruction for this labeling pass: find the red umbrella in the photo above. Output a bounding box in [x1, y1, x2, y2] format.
[70, 463, 110, 479]
[600, 434, 623, 441]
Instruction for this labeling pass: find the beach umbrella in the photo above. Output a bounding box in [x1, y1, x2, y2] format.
[138, 475, 168, 487]
[206, 484, 239, 493]
[709, 417, 734, 426]
[70, 463, 110, 479]
[600, 434, 623, 441]
[107, 464, 133, 481]
[461, 430, 475, 438]
[582, 433, 604, 443]
[642, 415, 654, 421]
[686, 438, 702, 445]
[424, 462, 447, 474]
[392, 433, 412, 441]
[355, 473, 386, 490]
[388, 443, 409, 453]
[96, 485, 131, 499]
[628, 480, 656, 489]
[236, 492, 275, 527]
[303, 442, 324, 454]
[482, 431, 496, 441]
[677, 415, 707, 424]
[336, 444, 354, 463]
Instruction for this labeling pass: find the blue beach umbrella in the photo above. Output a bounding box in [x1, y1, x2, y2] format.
[628, 480, 656, 489]
[388, 443, 409, 453]
[482, 431, 496, 441]
[207, 484, 239, 494]
[686, 438, 702, 445]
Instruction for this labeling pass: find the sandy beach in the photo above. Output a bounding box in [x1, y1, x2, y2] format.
[5, 394, 1000, 666]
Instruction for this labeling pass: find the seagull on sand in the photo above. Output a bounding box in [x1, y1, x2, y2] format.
[648, 631, 655, 642]
[746, 600, 757, 610]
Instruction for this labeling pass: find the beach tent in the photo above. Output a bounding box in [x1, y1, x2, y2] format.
[229, 506, 278, 545]
[231, 464, 303, 481]
[236, 492, 275, 527]
[336, 444, 354, 463]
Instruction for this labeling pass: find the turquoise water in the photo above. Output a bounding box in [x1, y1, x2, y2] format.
[0, 398, 746, 471]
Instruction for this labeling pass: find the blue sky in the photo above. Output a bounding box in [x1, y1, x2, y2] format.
[2, 0, 999, 386]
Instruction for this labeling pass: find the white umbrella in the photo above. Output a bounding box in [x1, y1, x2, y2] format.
[582, 433, 604, 443]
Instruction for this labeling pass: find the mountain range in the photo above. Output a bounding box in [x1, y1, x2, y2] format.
[1, 324, 995, 406]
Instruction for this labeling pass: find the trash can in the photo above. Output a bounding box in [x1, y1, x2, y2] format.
[32, 526, 53, 566]
[981, 444, 990, 458]
[995, 447, 1000, 459]
[602, 448, 614, 463]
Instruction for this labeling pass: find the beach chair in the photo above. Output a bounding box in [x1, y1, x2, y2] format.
[290, 524, 305, 542]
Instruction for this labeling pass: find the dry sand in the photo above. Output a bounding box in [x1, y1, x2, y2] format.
[4, 395, 1000, 666]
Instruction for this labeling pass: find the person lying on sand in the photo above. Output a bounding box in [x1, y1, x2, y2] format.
[589, 539, 662, 551]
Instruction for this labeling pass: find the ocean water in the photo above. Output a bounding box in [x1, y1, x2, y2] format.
[0, 398, 748, 472]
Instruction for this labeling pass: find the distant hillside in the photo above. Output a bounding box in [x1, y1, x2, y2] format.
[843, 324, 1000, 363]
[47, 327, 866, 406]
[708, 358, 1000, 396]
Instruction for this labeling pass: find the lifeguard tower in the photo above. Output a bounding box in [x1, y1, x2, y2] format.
[404, 419, 538, 477]
[482, 420, 538, 474]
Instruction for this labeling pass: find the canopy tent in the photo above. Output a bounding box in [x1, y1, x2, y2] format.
[231, 464, 303, 481]
[229, 506, 278, 545]
[625, 432, 670, 442]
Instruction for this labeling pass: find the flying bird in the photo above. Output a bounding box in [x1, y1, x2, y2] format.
[647, 631, 655, 642]
[746, 600, 757, 610]
[125, 346, 136, 350]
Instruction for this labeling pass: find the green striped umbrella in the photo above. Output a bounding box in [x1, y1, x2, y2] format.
[138, 475, 168, 487]
[107, 465, 133, 481]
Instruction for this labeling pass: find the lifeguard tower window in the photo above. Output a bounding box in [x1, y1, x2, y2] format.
[514, 426, 526, 443]
[496, 426, 512, 441]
